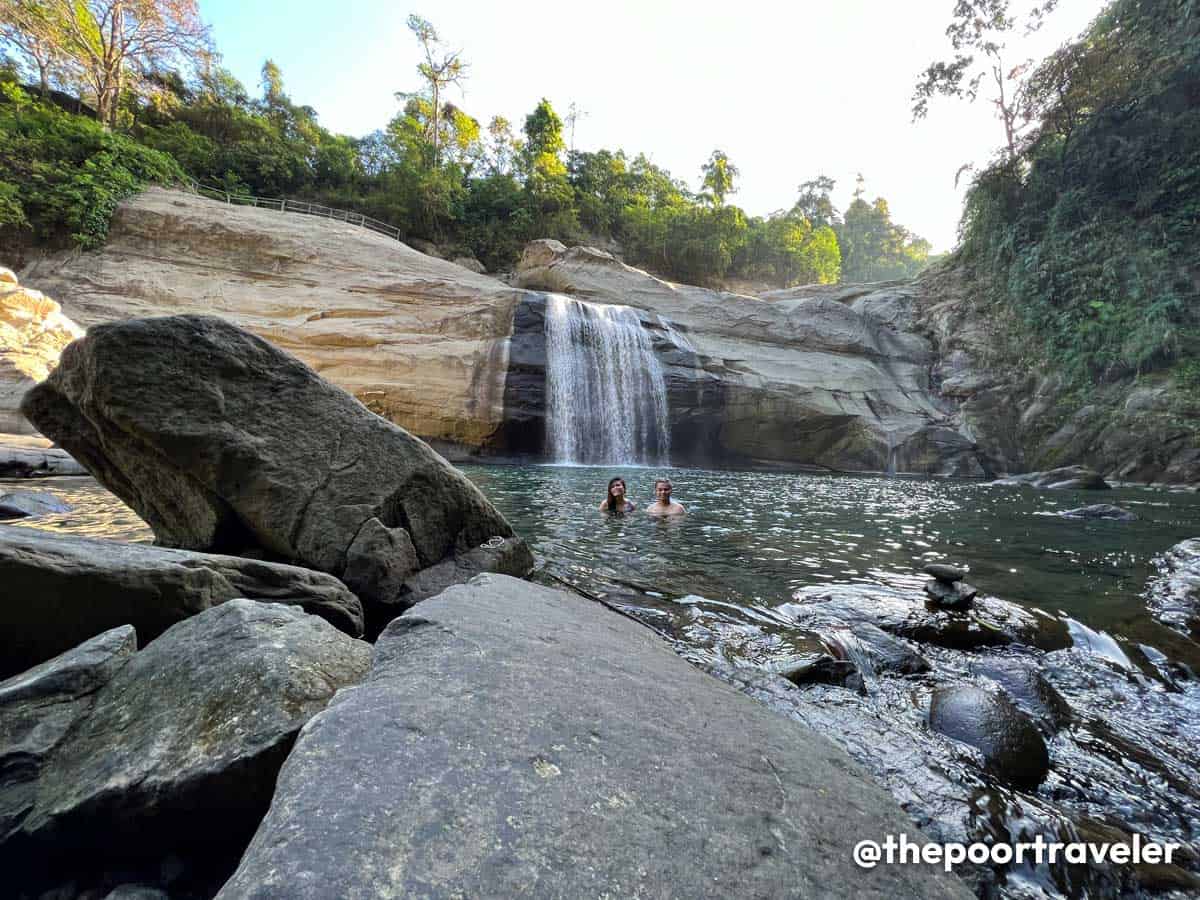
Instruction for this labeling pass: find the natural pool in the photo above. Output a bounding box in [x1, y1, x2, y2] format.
[6, 466, 1200, 896]
[461, 465, 1200, 652]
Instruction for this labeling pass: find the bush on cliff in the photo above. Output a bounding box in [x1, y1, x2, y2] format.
[0, 81, 184, 254]
[958, 0, 1200, 384]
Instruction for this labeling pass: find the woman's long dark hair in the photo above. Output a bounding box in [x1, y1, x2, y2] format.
[603, 477, 627, 512]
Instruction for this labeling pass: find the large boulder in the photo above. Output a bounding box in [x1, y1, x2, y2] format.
[219, 575, 968, 899]
[0, 525, 364, 678]
[3, 600, 371, 897]
[0, 626, 137, 850]
[0, 268, 83, 435]
[21, 315, 533, 630]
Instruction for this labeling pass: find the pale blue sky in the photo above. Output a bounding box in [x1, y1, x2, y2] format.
[203, 0, 1105, 252]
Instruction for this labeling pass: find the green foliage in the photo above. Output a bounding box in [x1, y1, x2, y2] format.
[0, 83, 183, 250]
[0, 25, 931, 288]
[958, 0, 1200, 381]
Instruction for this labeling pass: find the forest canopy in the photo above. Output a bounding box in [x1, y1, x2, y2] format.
[0, 0, 934, 286]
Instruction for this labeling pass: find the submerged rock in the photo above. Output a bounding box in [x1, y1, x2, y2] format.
[993, 465, 1110, 490]
[0, 490, 71, 520]
[21, 315, 533, 632]
[1058, 503, 1136, 521]
[0, 526, 364, 678]
[928, 685, 1050, 789]
[3, 600, 371, 896]
[785, 583, 1070, 652]
[1145, 537, 1200, 638]
[219, 575, 968, 899]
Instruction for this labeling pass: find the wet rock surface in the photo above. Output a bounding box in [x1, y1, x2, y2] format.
[928, 685, 1050, 788]
[1145, 538, 1200, 638]
[3, 600, 371, 898]
[0, 526, 365, 678]
[645, 577, 1200, 898]
[219, 575, 968, 899]
[21, 315, 533, 630]
[993, 465, 1111, 490]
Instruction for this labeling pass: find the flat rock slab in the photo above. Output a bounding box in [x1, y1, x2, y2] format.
[0, 443, 86, 477]
[0, 526, 364, 679]
[21, 315, 532, 628]
[3, 600, 371, 895]
[220, 575, 968, 899]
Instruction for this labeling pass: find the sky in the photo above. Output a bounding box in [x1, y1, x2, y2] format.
[202, 0, 1106, 252]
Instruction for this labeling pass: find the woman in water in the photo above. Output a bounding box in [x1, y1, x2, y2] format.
[599, 477, 636, 513]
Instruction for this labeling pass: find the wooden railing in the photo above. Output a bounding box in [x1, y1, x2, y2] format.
[184, 180, 403, 242]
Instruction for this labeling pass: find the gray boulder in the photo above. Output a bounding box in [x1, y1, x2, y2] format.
[219, 575, 968, 899]
[929, 685, 1051, 789]
[1, 626, 137, 846]
[21, 315, 532, 631]
[0, 526, 364, 678]
[3, 600, 371, 894]
[0, 490, 72, 519]
[923, 579, 978, 608]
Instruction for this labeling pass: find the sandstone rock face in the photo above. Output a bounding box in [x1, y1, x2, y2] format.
[21, 315, 532, 626]
[515, 240, 982, 474]
[0, 268, 83, 435]
[3, 600, 371, 896]
[20, 188, 523, 452]
[0, 525, 365, 678]
[219, 574, 968, 899]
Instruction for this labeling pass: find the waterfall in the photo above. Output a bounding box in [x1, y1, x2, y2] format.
[545, 293, 672, 466]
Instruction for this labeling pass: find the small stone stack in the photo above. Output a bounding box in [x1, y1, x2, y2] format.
[923, 564, 977, 609]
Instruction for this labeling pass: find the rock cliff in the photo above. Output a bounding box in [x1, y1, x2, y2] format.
[0, 267, 82, 435]
[11, 187, 1195, 483]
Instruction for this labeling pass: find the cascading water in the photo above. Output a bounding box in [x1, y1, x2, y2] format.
[545, 293, 673, 466]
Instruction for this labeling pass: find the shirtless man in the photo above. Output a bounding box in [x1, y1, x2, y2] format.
[645, 478, 685, 517]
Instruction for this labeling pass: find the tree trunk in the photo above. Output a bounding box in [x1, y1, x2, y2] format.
[432, 82, 441, 168]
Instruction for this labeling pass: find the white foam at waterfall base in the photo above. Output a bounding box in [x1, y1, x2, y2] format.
[545, 293, 672, 466]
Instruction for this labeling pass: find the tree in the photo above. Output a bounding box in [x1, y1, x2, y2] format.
[912, 0, 1059, 159]
[405, 14, 466, 168]
[700, 149, 738, 206]
[0, 2, 64, 97]
[792, 175, 838, 229]
[1, 0, 212, 127]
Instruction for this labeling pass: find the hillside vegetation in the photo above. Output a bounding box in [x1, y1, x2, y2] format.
[955, 0, 1199, 388]
[0, 8, 931, 286]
